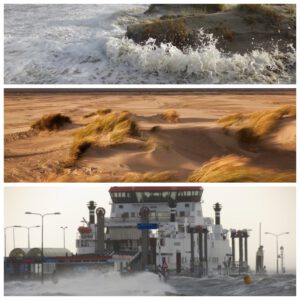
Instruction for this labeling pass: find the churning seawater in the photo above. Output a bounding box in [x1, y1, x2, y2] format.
[4, 270, 296, 296]
[4, 5, 296, 84]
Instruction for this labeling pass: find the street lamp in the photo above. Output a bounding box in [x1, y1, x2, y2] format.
[20, 225, 40, 248]
[60, 226, 68, 249]
[265, 231, 289, 274]
[4, 225, 21, 257]
[25, 212, 61, 283]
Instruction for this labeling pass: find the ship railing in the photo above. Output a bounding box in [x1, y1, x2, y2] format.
[129, 251, 141, 264]
[107, 216, 194, 225]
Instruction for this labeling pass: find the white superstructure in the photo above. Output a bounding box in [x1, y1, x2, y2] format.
[75, 187, 249, 275]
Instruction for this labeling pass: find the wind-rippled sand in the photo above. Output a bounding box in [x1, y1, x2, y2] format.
[4, 90, 296, 182]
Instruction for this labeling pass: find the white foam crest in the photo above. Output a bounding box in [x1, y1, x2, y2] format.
[4, 270, 175, 296]
[4, 5, 295, 84]
[106, 30, 295, 84]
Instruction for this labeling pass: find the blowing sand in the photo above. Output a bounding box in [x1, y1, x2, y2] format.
[4, 90, 296, 182]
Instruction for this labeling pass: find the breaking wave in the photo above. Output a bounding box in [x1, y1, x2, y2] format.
[4, 272, 296, 296]
[4, 270, 175, 296]
[106, 31, 295, 84]
[4, 5, 296, 84]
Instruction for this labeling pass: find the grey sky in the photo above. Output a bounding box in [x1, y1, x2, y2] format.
[4, 185, 296, 273]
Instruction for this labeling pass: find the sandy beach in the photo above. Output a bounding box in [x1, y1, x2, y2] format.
[4, 90, 296, 182]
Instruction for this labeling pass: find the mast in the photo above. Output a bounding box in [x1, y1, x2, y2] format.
[259, 222, 261, 246]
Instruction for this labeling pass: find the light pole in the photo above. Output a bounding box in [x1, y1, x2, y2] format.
[4, 225, 21, 257]
[20, 225, 40, 248]
[265, 231, 289, 274]
[60, 226, 68, 249]
[25, 212, 61, 283]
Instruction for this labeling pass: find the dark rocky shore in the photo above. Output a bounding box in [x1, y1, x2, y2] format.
[126, 4, 296, 54]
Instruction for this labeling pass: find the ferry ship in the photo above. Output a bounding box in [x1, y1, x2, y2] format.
[5, 186, 251, 280]
[76, 186, 250, 275]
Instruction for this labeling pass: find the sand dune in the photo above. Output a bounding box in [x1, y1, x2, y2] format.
[4, 90, 296, 182]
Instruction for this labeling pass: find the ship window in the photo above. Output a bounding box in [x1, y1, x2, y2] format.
[122, 212, 129, 219]
[185, 203, 190, 207]
[179, 211, 185, 217]
[122, 192, 126, 197]
[178, 225, 185, 233]
[119, 205, 123, 209]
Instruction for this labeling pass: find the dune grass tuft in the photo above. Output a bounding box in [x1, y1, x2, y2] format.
[160, 110, 180, 123]
[188, 155, 295, 182]
[31, 113, 71, 131]
[97, 108, 112, 115]
[84, 112, 97, 118]
[69, 136, 96, 161]
[70, 111, 139, 160]
[218, 105, 296, 143]
[84, 108, 112, 118]
[142, 17, 189, 50]
[149, 125, 161, 133]
[200, 4, 226, 12]
[121, 171, 178, 182]
[236, 4, 284, 22]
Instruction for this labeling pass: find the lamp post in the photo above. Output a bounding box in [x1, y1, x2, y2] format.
[265, 231, 289, 274]
[4, 225, 21, 257]
[25, 212, 61, 283]
[60, 226, 68, 249]
[20, 225, 40, 248]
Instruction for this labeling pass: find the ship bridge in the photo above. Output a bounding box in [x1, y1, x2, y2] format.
[109, 186, 203, 204]
[107, 186, 205, 227]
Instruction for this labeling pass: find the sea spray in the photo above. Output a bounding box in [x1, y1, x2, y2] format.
[4, 270, 175, 296]
[4, 272, 296, 296]
[5, 5, 296, 84]
[106, 29, 295, 84]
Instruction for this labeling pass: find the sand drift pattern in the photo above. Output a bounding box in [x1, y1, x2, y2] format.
[4, 5, 296, 84]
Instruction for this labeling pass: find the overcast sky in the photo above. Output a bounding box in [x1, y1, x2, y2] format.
[4, 185, 296, 273]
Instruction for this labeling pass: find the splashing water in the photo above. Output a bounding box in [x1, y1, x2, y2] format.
[106, 31, 295, 84]
[4, 271, 296, 296]
[4, 5, 295, 84]
[4, 270, 176, 296]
